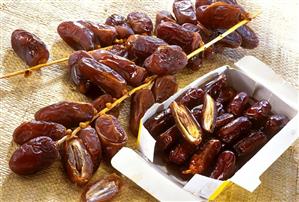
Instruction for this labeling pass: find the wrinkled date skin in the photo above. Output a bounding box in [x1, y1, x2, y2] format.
[68, 50, 95, 94]
[227, 92, 249, 116]
[91, 50, 147, 86]
[187, 54, 203, 70]
[215, 113, 234, 129]
[212, 29, 242, 49]
[77, 127, 102, 171]
[177, 88, 205, 110]
[79, 21, 117, 47]
[78, 58, 128, 98]
[184, 139, 222, 175]
[217, 116, 252, 143]
[236, 25, 259, 49]
[130, 89, 155, 136]
[57, 21, 95, 51]
[105, 14, 134, 39]
[156, 126, 180, 151]
[92, 94, 119, 117]
[107, 44, 129, 58]
[126, 35, 168, 60]
[210, 150, 236, 180]
[13, 120, 66, 145]
[196, 2, 249, 30]
[127, 12, 153, 35]
[216, 86, 237, 105]
[63, 137, 94, 186]
[11, 29, 49, 66]
[95, 114, 128, 159]
[35, 101, 96, 128]
[263, 114, 289, 137]
[151, 75, 178, 103]
[173, 0, 197, 25]
[157, 21, 202, 53]
[233, 131, 267, 157]
[155, 10, 176, 33]
[144, 45, 188, 75]
[204, 74, 227, 99]
[9, 136, 58, 175]
[144, 108, 175, 137]
[244, 100, 271, 123]
[169, 141, 197, 165]
[81, 174, 122, 202]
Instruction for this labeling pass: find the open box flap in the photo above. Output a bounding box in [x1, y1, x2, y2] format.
[111, 147, 200, 201]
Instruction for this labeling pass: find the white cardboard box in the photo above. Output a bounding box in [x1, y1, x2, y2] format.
[111, 56, 299, 201]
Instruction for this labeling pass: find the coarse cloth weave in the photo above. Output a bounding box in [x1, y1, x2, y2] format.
[0, 0, 298, 201]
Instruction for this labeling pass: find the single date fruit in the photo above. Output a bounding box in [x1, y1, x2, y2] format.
[227, 92, 249, 116]
[210, 150, 236, 180]
[127, 12, 153, 35]
[173, 0, 197, 25]
[263, 114, 289, 137]
[105, 14, 134, 39]
[151, 75, 178, 103]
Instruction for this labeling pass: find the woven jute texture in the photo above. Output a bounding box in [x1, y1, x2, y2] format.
[0, 0, 298, 201]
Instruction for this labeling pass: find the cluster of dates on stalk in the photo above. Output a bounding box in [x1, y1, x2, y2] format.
[9, 100, 125, 201]
[145, 74, 289, 180]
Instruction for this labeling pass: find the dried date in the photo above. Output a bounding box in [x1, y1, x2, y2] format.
[156, 126, 180, 151]
[212, 29, 242, 48]
[236, 25, 259, 49]
[105, 14, 134, 39]
[215, 113, 234, 129]
[210, 150, 236, 180]
[217, 116, 252, 143]
[13, 120, 66, 145]
[35, 101, 96, 128]
[155, 10, 176, 33]
[173, 0, 197, 25]
[9, 136, 58, 175]
[151, 75, 178, 103]
[11, 29, 49, 66]
[227, 92, 249, 116]
[95, 114, 128, 159]
[57, 21, 95, 50]
[78, 58, 128, 98]
[130, 89, 155, 136]
[216, 86, 237, 105]
[127, 12, 153, 35]
[81, 173, 122, 202]
[144, 45, 188, 75]
[244, 100, 271, 122]
[177, 88, 205, 110]
[106, 44, 129, 58]
[169, 141, 197, 165]
[204, 74, 227, 98]
[263, 114, 289, 137]
[92, 94, 119, 117]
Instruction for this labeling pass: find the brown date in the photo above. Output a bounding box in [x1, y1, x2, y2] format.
[233, 131, 267, 157]
[196, 2, 249, 30]
[79, 21, 117, 47]
[210, 150, 236, 180]
[9, 136, 58, 175]
[127, 12, 153, 35]
[157, 21, 202, 53]
[151, 75, 178, 103]
[77, 127, 102, 171]
[216, 102, 225, 115]
[177, 88, 205, 110]
[190, 104, 203, 122]
[105, 14, 134, 39]
[95, 114, 128, 159]
[195, 0, 213, 8]
[212, 29, 242, 48]
[78, 58, 128, 98]
[156, 126, 180, 151]
[155, 10, 176, 33]
[217, 116, 252, 143]
[227, 92, 249, 116]
[216, 86, 237, 105]
[263, 114, 289, 137]
[90, 49, 147, 86]
[106, 44, 129, 58]
[169, 141, 197, 165]
[244, 100, 271, 122]
[215, 113, 234, 129]
[183, 139, 222, 175]
[62, 137, 94, 186]
[204, 74, 227, 99]
[173, 0, 197, 25]
[144, 45, 188, 75]
[92, 94, 119, 117]
[236, 25, 259, 49]
[57, 21, 95, 51]
[81, 173, 122, 202]
[187, 54, 203, 70]
[13, 120, 66, 145]
[35, 101, 96, 128]
[11, 29, 49, 66]
[144, 108, 175, 137]
[130, 89, 155, 136]
[126, 35, 168, 60]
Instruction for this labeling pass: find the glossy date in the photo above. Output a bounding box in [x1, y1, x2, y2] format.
[151, 75, 178, 103]
[173, 0, 197, 25]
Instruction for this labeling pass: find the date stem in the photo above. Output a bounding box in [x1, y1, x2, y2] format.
[187, 11, 261, 60]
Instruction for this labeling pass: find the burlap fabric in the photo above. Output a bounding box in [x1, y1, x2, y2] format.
[0, 0, 298, 201]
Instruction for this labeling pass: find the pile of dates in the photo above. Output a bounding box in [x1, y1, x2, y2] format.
[145, 74, 289, 180]
[9, 101, 126, 200]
